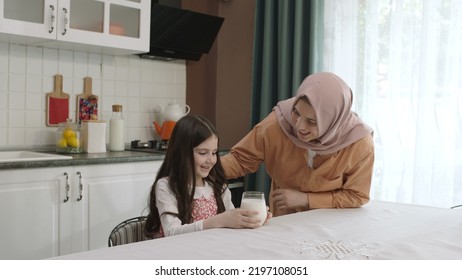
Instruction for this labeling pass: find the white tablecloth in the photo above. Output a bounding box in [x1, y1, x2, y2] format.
[53, 201, 462, 260]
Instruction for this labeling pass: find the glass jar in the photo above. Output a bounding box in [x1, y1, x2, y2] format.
[56, 119, 82, 154]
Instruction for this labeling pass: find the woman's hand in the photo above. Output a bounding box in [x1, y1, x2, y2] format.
[272, 188, 308, 210]
[264, 206, 273, 224]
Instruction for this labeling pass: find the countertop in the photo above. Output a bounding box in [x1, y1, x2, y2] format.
[0, 150, 165, 170]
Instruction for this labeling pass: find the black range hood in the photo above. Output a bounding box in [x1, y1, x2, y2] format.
[138, 3, 224, 61]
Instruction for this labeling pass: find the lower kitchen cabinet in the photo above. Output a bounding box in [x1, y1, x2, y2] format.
[0, 160, 161, 259]
[0, 166, 64, 259]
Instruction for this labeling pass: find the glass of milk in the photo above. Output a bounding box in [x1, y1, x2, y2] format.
[240, 191, 267, 226]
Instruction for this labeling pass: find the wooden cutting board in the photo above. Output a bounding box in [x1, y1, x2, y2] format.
[76, 77, 98, 124]
[46, 74, 70, 126]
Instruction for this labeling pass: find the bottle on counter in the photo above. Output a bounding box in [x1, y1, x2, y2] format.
[109, 104, 125, 151]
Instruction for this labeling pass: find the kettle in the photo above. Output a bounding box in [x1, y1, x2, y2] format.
[153, 103, 190, 140]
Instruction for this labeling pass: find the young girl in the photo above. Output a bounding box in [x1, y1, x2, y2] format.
[145, 115, 266, 237]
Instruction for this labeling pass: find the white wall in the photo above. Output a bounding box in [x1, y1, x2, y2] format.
[0, 42, 186, 149]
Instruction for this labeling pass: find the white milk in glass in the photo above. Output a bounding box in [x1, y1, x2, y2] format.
[240, 192, 267, 226]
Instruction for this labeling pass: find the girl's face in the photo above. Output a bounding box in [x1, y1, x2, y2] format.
[291, 98, 319, 142]
[193, 135, 218, 186]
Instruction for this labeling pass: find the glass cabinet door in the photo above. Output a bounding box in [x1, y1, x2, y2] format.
[109, 3, 140, 38]
[0, 0, 55, 40]
[4, 0, 44, 24]
[69, 0, 104, 33]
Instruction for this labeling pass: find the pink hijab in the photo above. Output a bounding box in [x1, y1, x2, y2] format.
[274, 72, 373, 155]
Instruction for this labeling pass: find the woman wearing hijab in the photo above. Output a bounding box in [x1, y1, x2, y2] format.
[221, 72, 374, 217]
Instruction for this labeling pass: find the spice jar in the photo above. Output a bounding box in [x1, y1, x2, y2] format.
[56, 119, 82, 154]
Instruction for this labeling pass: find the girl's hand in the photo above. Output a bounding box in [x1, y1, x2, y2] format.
[204, 209, 262, 230]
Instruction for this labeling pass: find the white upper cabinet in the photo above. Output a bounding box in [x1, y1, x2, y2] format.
[0, 0, 150, 55]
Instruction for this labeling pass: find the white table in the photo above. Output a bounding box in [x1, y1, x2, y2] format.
[52, 201, 462, 260]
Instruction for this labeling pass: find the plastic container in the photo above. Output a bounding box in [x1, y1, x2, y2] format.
[109, 104, 125, 151]
[56, 119, 83, 154]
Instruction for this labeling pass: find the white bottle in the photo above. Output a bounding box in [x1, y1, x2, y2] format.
[109, 104, 125, 151]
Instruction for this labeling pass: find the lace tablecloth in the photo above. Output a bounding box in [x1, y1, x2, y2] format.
[53, 200, 462, 260]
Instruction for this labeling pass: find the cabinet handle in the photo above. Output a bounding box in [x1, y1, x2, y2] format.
[49, 5, 55, 33]
[77, 171, 83, 201]
[62, 8, 68, 35]
[63, 172, 70, 203]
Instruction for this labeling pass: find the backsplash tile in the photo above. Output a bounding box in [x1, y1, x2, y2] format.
[9, 45, 26, 74]
[0, 43, 8, 73]
[0, 43, 186, 149]
[0, 73, 7, 91]
[43, 48, 58, 76]
[26, 46, 43, 75]
[26, 75, 42, 93]
[8, 91, 25, 110]
[0, 91, 6, 110]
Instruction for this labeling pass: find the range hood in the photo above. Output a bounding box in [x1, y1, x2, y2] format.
[138, 3, 224, 61]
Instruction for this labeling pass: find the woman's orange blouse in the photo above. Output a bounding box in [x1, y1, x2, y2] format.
[221, 112, 374, 217]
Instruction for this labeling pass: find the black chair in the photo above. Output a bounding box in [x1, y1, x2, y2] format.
[108, 216, 152, 247]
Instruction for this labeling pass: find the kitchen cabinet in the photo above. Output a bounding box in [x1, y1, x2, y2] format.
[0, 160, 161, 259]
[0, 0, 150, 55]
[80, 161, 161, 252]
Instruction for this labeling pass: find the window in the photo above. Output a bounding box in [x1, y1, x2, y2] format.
[312, 0, 462, 208]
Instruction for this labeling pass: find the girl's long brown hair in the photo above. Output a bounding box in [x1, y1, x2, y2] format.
[145, 115, 227, 236]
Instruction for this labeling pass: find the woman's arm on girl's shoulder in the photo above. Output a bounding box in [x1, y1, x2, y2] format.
[221, 112, 280, 179]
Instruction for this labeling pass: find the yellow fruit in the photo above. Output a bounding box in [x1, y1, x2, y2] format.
[63, 127, 75, 139]
[57, 138, 68, 148]
[67, 136, 80, 148]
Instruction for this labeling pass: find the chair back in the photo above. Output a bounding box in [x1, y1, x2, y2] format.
[108, 216, 151, 247]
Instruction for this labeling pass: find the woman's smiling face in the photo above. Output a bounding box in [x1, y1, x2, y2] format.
[291, 97, 319, 143]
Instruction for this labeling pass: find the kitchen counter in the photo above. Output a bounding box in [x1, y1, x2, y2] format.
[0, 150, 165, 170]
